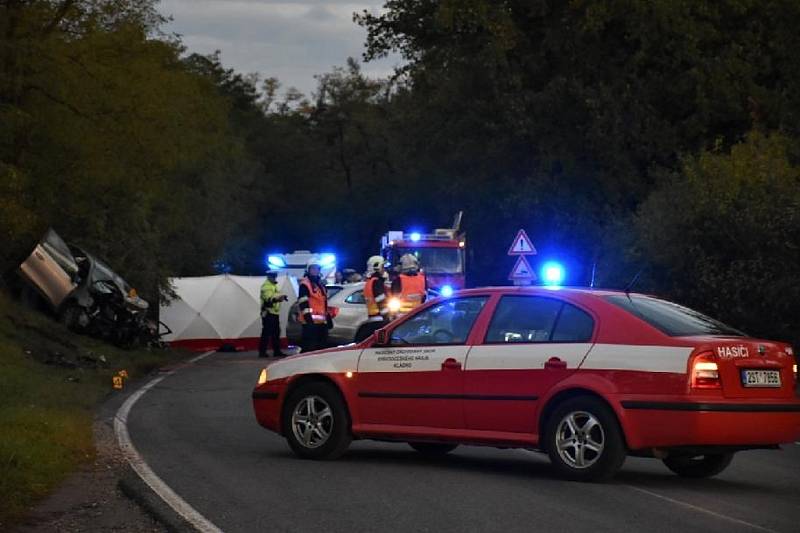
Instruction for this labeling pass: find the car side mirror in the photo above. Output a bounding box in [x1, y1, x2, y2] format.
[375, 329, 388, 346]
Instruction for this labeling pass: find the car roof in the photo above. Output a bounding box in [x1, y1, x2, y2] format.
[328, 281, 365, 301]
[446, 286, 646, 299]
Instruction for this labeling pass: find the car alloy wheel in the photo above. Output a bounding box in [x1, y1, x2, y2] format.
[282, 382, 352, 460]
[291, 395, 333, 449]
[555, 410, 605, 469]
[545, 396, 626, 481]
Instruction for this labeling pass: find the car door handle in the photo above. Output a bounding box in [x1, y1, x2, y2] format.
[442, 358, 462, 371]
[544, 357, 567, 370]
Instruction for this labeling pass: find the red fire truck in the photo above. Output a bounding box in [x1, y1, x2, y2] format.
[380, 212, 466, 294]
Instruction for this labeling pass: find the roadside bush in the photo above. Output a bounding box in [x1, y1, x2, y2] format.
[636, 131, 800, 345]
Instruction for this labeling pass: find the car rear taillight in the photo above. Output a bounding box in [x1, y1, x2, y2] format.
[691, 352, 721, 389]
[787, 346, 797, 386]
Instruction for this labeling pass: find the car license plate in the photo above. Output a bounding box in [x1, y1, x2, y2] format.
[741, 369, 781, 388]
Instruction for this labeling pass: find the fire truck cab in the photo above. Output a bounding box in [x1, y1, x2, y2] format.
[380, 213, 466, 292]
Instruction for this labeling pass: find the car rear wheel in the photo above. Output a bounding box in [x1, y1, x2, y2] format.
[663, 453, 734, 478]
[545, 397, 626, 482]
[408, 442, 458, 456]
[282, 382, 351, 460]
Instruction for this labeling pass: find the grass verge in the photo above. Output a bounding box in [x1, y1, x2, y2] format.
[0, 290, 187, 527]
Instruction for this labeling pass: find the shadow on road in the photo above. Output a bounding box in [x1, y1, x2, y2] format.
[258, 443, 777, 495]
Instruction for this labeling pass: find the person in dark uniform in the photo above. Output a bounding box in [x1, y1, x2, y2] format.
[360, 255, 391, 340]
[297, 258, 329, 352]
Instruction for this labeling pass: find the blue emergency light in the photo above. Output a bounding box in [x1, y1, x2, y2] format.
[319, 254, 336, 267]
[541, 261, 565, 286]
[267, 255, 286, 268]
[409, 232, 422, 242]
[440, 285, 454, 297]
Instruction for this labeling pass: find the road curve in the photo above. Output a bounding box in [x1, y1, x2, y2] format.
[127, 352, 800, 533]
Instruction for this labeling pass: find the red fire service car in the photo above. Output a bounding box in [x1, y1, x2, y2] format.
[252, 287, 800, 481]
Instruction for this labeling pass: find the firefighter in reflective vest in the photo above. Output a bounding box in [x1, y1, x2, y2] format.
[362, 255, 391, 337]
[391, 253, 427, 316]
[258, 270, 288, 358]
[297, 258, 329, 352]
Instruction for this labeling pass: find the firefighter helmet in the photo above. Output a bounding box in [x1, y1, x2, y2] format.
[366, 255, 385, 273]
[400, 253, 419, 273]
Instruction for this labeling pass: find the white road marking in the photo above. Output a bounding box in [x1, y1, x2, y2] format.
[114, 351, 223, 533]
[624, 485, 778, 533]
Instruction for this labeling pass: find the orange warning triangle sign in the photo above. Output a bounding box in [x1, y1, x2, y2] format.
[507, 229, 537, 255]
[508, 255, 536, 280]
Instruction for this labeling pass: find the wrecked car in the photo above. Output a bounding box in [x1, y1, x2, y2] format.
[17, 229, 151, 347]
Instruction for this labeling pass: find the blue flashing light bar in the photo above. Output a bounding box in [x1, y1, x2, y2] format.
[267, 255, 286, 268]
[409, 232, 422, 242]
[541, 261, 565, 286]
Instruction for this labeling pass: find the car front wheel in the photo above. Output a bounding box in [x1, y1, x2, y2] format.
[544, 397, 626, 482]
[282, 382, 351, 460]
[663, 453, 734, 478]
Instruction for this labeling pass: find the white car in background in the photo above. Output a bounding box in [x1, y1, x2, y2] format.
[286, 282, 372, 346]
[286, 282, 439, 347]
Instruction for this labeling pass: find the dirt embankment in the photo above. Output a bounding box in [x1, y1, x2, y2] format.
[0, 290, 185, 530]
[13, 417, 166, 533]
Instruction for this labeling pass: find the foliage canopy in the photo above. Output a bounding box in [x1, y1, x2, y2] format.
[2, 0, 799, 345]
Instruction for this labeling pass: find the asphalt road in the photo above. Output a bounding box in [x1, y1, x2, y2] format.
[128, 351, 800, 533]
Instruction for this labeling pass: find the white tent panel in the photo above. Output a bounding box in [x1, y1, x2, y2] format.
[161, 274, 301, 350]
[171, 275, 223, 312]
[200, 277, 257, 339]
[160, 297, 200, 340]
[237, 316, 263, 339]
[229, 275, 264, 298]
[178, 313, 222, 341]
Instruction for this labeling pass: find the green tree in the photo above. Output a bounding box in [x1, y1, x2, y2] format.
[0, 1, 256, 298]
[636, 131, 800, 344]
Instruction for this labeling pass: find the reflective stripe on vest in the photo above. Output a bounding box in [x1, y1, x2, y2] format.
[298, 278, 327, 324]
[398, 273, 425, 314]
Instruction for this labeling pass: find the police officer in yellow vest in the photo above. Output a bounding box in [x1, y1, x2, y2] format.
[297, 258, 329, 352]
[259, 270, 288, 358]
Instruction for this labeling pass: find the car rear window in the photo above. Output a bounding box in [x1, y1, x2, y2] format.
[344, 290, 365, 304]
[552, 303, 594, 342]
[605, 295, 745, 337]
[326, 286, 343, 298]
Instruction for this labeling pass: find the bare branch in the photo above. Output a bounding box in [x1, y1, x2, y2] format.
[42, 0, 77, 36]
[24, 83, 90, 119]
